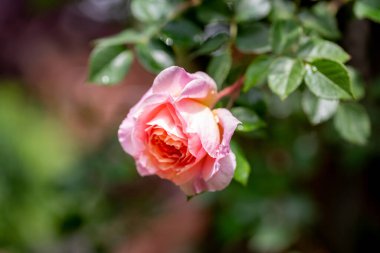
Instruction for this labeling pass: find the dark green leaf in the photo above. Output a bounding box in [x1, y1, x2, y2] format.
[304, 59, 353, 100]
[348, 67, 365, 100]
[236, 22, 270, 53]
[193, 33, 230, 56]
[161, 19, 202, 47]
[196, 0, 231, 23]
[207, 50, 232, 88]
[231, 140, 251, 186]
[354, 0, 380, 23]
[298, 39, 350, 63]
[88, 46, 133, 85]
[244, 55, 273, 91]
[231, 107, 266, 132]
[302, 90, 338, 125]
[334, 103, 371, 145]
[136, 40, 175, 74]
[235, 0, 271, 22]
[299, 2, 340, 39]
[268, 57, 305, 99]
[271, 19, 303, 55]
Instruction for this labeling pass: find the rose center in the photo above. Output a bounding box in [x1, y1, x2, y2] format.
[147, 127, 188, 164]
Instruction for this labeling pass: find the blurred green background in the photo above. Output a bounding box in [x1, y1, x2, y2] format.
[1, 0, 380, 252]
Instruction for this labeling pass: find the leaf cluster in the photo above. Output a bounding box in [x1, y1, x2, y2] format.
[88, 0, 377, 186]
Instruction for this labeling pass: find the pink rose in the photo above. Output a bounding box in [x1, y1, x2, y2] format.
[118, 66, 240, 195]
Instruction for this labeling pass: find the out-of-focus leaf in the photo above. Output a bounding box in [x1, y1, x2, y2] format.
[131, 0, 177, 23]
[207, 50, 232, 88]
[231, 107, 266, 132]
[95, 29, 148, 47]
[302, 90, 339, 125]
[231, 140, 251, 186]
[348, 67, 365, 100]
[298, 39, 350, 63]
[269, 0, 296, 21]
[136, 40, 175, 74]
[235, 0, 271, 22]
[354, 0, 380, 23]
[299, 2, 340, 39]
[304, 59, 353, 100]
[334, 103, 371, 145]
[236, 88, 267, 116]
[196, 0, 231, 23]
[271, 19, 302, 54]
[88, 46, 133, 85]
[249, 223, 296, 253]
[193, 33, 230, 56]
[244, 55, 273, 91]
[268, 57, 305, 99]
[236, 22, 270, 53]
[161, 19, 202, 47]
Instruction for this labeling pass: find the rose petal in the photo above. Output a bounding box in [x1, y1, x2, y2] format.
[152, 66, 193, 97]
[118, 95, 167, 157]
[175, 99, 220, 157]
[200, 108, 240, 180]
[179, 152, 236, 195]
[146, 104, 185, 139]
[151, 66, 217, 105]
[214, 108, 241, 148]
[204, 152, 236, 191]
[177, 78, 217, 106]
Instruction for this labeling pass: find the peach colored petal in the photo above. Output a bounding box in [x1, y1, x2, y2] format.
[146, 105, 185, 139]
[118, 94, 168, 157]
[180, 152, 236, 195]
[214, 108, 241, 149]
[204, 152, 236, 191]
[175, 99, 220, 158]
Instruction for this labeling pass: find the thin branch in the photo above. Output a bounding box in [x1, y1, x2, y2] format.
[214, 76, 244, 108]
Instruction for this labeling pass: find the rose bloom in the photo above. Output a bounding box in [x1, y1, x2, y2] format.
[118, 66, 240, 195]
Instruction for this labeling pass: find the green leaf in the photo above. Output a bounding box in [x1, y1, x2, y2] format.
[269, 0, 296, 21]
[299, 2, 340, 39]
[136, 40, 175, 74]
[236, 22, 271, 53]
[88, 46, 133, 85]
[298, 39, 350, 63]
[95, 29, 148, 47]
[231, 140, 251, 186]
[354, 0, 380, 23]
[304, 59, 353, 100]
[161, 19, 202, 47]
[244, 55, 273, 91]
[193, 33, 230, 56]
[196, 0, 231, 23]
[268, 57, 305, 99]
[235, 0, 271, 22]
[271, 19, 303, 55]
[207, 50, 232, 88]
[231, 107, 266, 132]
[302, 90, 338, 125]
[334, 103, 371, 145]
[131, 0, 175, 23]
[348, 67, 365, 100]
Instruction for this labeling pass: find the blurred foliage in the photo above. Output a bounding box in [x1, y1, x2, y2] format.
[86, 0, 380, 251]
[1, 0, 380, 252]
